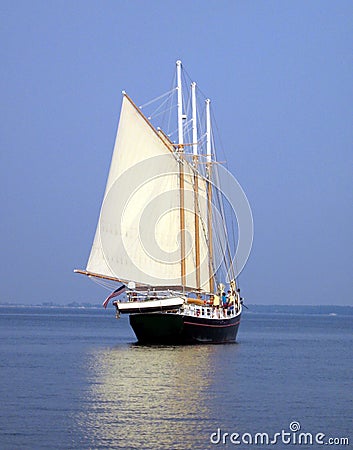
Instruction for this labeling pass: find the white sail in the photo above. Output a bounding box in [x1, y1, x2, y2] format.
[86, 94, 211, 291]
[182, 168, 210, 291]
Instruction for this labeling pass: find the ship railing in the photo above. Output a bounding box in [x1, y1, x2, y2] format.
[182, 303, 238, 319]
[126, 290, 184, 302]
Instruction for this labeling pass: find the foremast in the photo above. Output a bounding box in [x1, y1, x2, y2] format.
[176, 60, 187, 288]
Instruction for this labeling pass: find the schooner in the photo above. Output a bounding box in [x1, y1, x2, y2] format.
[75, 61, 246, 344]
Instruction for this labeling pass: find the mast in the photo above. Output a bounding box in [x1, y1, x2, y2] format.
[206, 98, 214, 293]
[206, 99, 211, 161]
[191, 82, 198, 157]
[176, 60, 184, 146]
[191, 82, 201, 290]
[176, 60, 186, 287]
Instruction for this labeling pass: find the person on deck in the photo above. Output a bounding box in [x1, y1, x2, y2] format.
[213, 294, 220, 318]
[213, 294, 220, 307]
[228, 290, 235, 314]
[221, 292, 227, 307]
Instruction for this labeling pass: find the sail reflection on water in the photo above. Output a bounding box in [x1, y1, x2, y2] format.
[74, 345, 217, 449]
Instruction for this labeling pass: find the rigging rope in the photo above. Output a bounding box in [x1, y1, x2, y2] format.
[139, 87, 176, 109]
[90, 276, 121, 291]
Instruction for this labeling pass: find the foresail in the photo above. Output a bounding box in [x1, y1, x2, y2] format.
[86, 94, 211, 290]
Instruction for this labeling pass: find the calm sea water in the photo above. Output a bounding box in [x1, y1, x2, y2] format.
[0, 307, 351, 449]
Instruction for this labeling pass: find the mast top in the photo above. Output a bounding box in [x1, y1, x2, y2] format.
[176, 60, 184, 146]
[206, 98, 212, 163]
[191, 81, 198, 157]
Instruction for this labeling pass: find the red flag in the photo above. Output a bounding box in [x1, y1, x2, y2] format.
[102, 285, 125, 309]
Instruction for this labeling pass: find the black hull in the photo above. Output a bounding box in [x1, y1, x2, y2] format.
[129, 312, 241, 344]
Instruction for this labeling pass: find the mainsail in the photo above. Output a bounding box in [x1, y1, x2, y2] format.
[86, 93, 211, 291]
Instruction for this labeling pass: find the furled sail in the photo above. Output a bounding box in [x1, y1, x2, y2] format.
[86, 94, 211, 291]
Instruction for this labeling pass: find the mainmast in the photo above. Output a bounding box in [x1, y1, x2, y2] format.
[176, 60, 186, 287]
[206, 98, 214, 293]
[191, 81, 201, 290]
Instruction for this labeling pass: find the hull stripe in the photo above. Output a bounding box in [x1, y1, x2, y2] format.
[183, 320, 240, 328]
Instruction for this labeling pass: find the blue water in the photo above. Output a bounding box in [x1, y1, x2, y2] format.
[0, 307, 351, 449]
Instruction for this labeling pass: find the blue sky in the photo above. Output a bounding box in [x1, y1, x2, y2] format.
[1, 0, 352, 305]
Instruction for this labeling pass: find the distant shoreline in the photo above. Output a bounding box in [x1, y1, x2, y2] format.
[0, 303, 352, 315]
